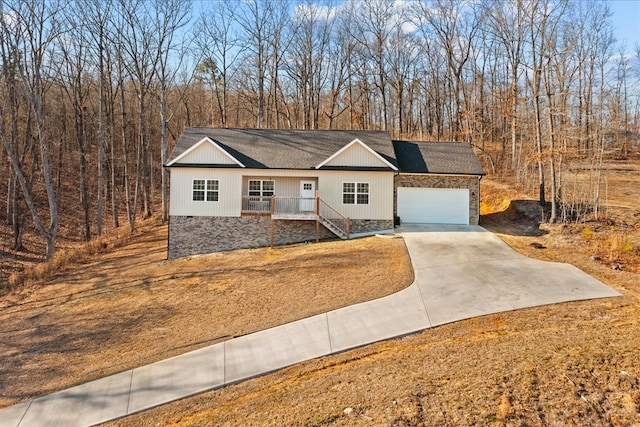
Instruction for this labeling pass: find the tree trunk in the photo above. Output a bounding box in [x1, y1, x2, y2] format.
[97, 49, 105, 236]
[119, 70, 134, 230]
[34, 101, 59, 260]
[160, 89, 169, 223]
[139, 92, 152, 219]
[76, 106, 91, 241]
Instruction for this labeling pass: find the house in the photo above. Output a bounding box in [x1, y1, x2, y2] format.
[165, 127, 485, 259]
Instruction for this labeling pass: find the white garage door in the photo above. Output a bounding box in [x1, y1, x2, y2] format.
[397, 187, 469, 224]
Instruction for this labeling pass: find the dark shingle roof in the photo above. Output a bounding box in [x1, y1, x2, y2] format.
[167, 128, 484, 176]
[392, 141, 485, 175]
[167, 127, 398, 170]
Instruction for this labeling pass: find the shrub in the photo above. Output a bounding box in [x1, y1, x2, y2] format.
[605, 230, 635, 262]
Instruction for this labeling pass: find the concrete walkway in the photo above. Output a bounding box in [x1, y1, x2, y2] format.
[1, 225, 621, 427]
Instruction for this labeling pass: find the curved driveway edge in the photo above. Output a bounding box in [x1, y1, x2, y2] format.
[400, 224, 622, 325]
[1, 225, 621, 427]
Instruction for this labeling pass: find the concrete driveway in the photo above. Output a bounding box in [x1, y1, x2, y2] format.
[1, 225, 621, 427]
[399, 224, 621, 326]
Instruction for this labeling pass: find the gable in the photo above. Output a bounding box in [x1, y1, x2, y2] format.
[316, 139, 398, 170]
[167, 137, 244, 167]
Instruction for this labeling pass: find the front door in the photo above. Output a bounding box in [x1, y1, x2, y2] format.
[299, 180, 316, 212]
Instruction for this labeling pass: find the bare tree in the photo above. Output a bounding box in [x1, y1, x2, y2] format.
[155, 0, 193, 223]
[286, 0, 335, 129]
[350, 0, 396, 131]
[0, 7, 31, 251]
[78, 0, 116, 234]
[415, 0, 482, 140]
[325, 8, 355, 129]
[236, 0, 278, 128]
[485, 0, 526, 169]
[196, 0, 243, 128]
[0, 0, 65, 259]
[58, 7, 93, 241]
[116, 0, 162, 220]
[386, 17, 419, 138]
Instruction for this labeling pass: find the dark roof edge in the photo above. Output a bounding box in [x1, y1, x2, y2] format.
[398, 171, 486, 177]
[318, 166, 395, 172]
[165, 164, 395, 172]
[165, 163, 244, 169]
[392, 139, 469, 144]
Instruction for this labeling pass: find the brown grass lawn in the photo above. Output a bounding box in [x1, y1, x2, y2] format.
[0, 232, 413, 408]
[2, 162, 639, 426]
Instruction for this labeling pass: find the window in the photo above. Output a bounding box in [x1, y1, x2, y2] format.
[206, 180, 219, 201]
[248, 180, 275, 197]
[193, 179, 219, 202]
[343, 182, 369, 205]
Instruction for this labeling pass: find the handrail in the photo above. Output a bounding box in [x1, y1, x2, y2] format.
[318, 198, 350, 239]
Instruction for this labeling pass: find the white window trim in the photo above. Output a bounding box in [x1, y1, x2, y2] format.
[342, 181, 370, 205]
[192, 179, 220, 202]
[248, 179, 275, 197]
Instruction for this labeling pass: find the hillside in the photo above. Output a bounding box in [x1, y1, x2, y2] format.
[105, 172, 640, 426]
[1, 161, 638, 426]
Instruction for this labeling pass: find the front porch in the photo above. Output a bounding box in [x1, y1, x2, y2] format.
[241, 195, 351, 241]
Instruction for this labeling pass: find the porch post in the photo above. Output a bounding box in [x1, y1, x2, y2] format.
[270, 195, 276, 248]
[315, 190, 320, 242]
[270, 218, 275, 248]
[346, 218, 350, 239]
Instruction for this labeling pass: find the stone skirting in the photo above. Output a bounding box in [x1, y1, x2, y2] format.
[169, 215, 392, 259]
[350, 219, 394, 234]
[168, 216, 270, 259]
[393, 174, 480, 225]
[272, 218, 335, 246]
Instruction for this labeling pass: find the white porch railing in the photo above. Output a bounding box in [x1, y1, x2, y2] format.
[241, 195, 316, 215]
[241, 195, 350, 239]
[318, 198, 350, 239]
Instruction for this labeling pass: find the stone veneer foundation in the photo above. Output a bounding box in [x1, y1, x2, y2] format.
[350, 219, 394, 234]
[168, 215, 391, 259]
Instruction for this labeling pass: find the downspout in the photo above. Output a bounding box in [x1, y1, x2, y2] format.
[394, 171, 400, 227]
[315, 190, 319, 242]
[477, 175, 483, 225]
[165, 164, 171, 259]
[167, 214, 171, 260]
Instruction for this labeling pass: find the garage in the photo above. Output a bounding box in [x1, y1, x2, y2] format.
[397, 187, 469, 224]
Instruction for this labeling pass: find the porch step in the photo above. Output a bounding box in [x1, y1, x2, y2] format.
[319, 215, 348, 240]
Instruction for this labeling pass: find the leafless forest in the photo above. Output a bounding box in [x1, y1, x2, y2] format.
[1, 0, 638, 261]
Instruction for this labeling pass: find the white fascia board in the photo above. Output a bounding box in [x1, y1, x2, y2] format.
[166, 137, 245, 167]
[314, 138, 398, 171]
